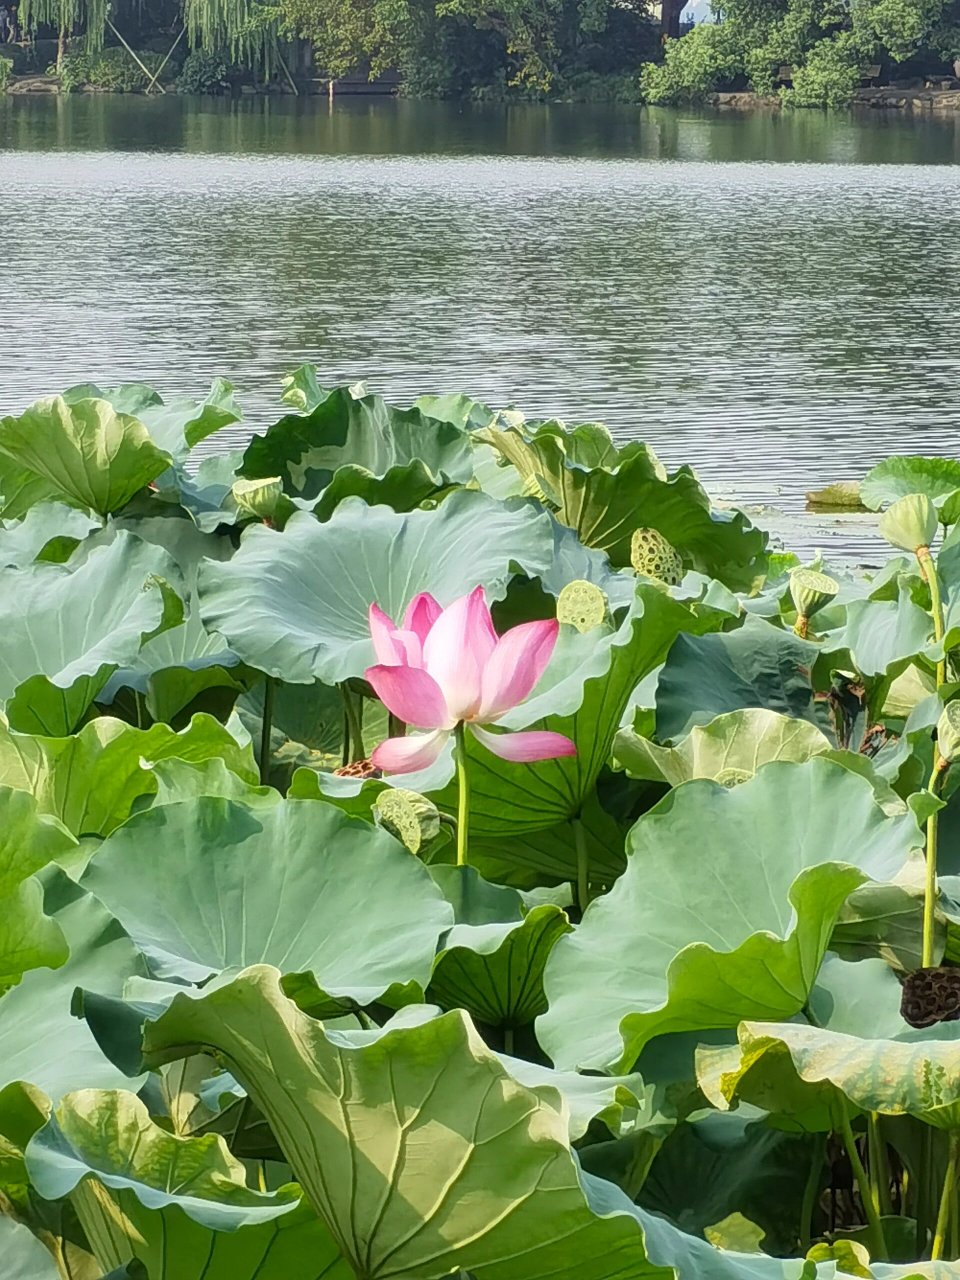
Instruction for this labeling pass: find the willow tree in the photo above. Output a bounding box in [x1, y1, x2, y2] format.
[181, 0, 280, 73]
[19, 0, 108, 65]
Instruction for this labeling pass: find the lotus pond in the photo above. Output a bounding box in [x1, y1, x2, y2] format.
[2, 373, 960, 1279]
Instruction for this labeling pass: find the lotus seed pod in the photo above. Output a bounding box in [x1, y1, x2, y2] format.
[232, 476, 285, 522]
[373, 788, 440, 855]
[878, 493, 937, 553]
[557, 580, 607, 633]
[789, 568, 838, 622]
[937, 702, 960, 765]
[630, 528, 684, 586]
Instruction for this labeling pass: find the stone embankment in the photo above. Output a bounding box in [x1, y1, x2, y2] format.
[708, 88, 960, 112]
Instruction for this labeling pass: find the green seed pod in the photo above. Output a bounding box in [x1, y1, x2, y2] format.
[878, 493, 937, 553]
[936, 701, 960, 765]
[789, 568, 838, 622]
[557, 580, 607, 633]
[630, 528, 684, 586]
[232, 476, 285, 522]
[373, 788, 440, 855]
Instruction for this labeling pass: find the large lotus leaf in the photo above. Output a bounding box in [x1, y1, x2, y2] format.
[655, 616, 828, 741]
[639, 1111, 818, 1256]
[80, 797, 453, 999]
[66, 378, 242, 461]
[240, 386, 474, 505]
[198, 491, 554, 685]
[421, 585, 710, 848]
[0, 503, 100, 568]
[0, 714, 256, 839]
[0, 397, 172, 516]
[149, 757, 279, 810]
[476, 420, 767, 590]
[140, 964, 863, 1280]
[164, 452, 244, 532]
[23, 1090, 351, 1280]
[822, 582, 933, 678]
[427, 902, 571, 1029]
[700, 956, 960, 1132]
[0, 1215, 62, 1280]
[538, 760, 922, 1073]
[0, 787, 75, 983]
[860, 456, 960, 513]
[0, 870, 147, 1130]
[0, 530, 183, 735]
[614, 709, 833, 786]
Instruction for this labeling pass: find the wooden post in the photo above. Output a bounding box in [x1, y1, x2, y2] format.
[144, 25, 185, 95]
[275, 45, 299, 95]
[328, 75, 334, 103]
[106, 18, 166, 93]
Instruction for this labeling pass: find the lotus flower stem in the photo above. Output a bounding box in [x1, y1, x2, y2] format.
[837, 1104, 887, 1261]
[868, 1112, 892, 1217]
[340, 684, 365, 763]
[793, 616, 808, 639]
[259, 676, 275, 787]
[917, 547, 946, 688]
[922, 755, 949, 969]
[574, 816, 590, 914]
[799, 1133, 827, 1252]
[455, 722, 470, 868]
[932, 1131, 960, 1260]
[503, 1025, 515, 1055]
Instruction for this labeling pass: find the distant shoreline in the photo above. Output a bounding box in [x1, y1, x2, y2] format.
[709, 88, 960, 114]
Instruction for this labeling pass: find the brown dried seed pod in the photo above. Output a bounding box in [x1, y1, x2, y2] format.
[900, 966, 960, 1029]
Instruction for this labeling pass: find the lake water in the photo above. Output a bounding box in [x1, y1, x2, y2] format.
[2, 94, 960, 560]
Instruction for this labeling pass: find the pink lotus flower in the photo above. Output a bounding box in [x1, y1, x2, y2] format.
[365, 586, 577, 775]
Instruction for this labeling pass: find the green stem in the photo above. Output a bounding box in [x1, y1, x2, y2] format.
[837, 1105, 887, 1262]
[388, 713, 406, 739]
[259, 676, 275, 787]
[341, 703, 350, 768]
[933, 1132, 960, 1260]
[574, 815, 590, 914]
[922, 758, 948, 969]
[794, 615, 809, 639]
[917, 1125, 934, 1256]
[455, 723, 469, 868]
[918, 546, 946, 688]
[340, 683, 365, 762]
[868, 1112, 893, 1218]
[134, 689, 146, 730]
[799, 1132, 827, 1252]
[503, 1024, 515, 1056]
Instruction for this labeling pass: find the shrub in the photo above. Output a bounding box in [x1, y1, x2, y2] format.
[0, 55, 12, 92]
[57, 46, 164, 93]
[782, 32, 862, 108]
[175, 49, 230, 94]
[640, 23, 743, 104]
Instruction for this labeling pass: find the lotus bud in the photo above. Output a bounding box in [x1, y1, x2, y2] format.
[878, 493, 937, 554]
[373, 788, 440, 855]
[936, 702, 960, 767]
[232, 477, 285, 523]
[789, 568, 838, 637]
[557, 580, 607, 633]
[630, 528, 684, 586]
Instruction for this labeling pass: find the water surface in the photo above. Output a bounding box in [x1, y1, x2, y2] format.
[3, 95, 960, 559]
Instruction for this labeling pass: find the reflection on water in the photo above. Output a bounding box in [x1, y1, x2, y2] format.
[1, 95, 959, 559]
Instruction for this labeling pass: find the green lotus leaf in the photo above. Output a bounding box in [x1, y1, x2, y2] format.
[421, 585, 710, 851]
[139, 964, 859, 1280]
[80, 798, 453, 997]
[0, 787, 77, 983]
[427, 898, 572, 1029]
[240, 386, 474, 510]
[0, 531, 184, 735]
[805, 481, 867, 511]
[149, 757, 279, 809]
[0, 714, 255, 839]
[861, 457, 960, 514]
[0, 870, 147, 1129]
[198, 490, 554, 685]
[538, 760, 922, 1072]
[164, 451, 245, 531]
[476, 418, 767, 590]
[698, 956, 960, 1132]
[0, 1215, 62, 1280]
[66, 377, 242, 461]
[823, 582, 934, 678]
[280, 368, 366, 413]
[0, 502, 100, 568]
[655, 616, 828, 741]
[614, 709, 833, 787]
[25, 1088, 350, 1280]
[0, 397, 173, 517]
[413, 391, 496, 430]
